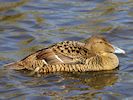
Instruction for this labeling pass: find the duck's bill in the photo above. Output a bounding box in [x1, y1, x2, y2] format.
[112, 45, 125, 54]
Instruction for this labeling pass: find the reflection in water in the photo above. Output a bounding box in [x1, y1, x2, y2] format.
[0, 0, 29, 24]
[61, 70, 118, 90]
[0, 69, 119, 99]
[0, 0, 29, 12]
[0, 13, 26, 23]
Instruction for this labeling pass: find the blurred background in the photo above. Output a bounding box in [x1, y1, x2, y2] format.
[0, 0, 133, 99]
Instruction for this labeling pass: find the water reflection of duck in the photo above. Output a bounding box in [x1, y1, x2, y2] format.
[62, 70, 118, 90]
[85, 71, 118, 89]
[5, 35, 125, 73]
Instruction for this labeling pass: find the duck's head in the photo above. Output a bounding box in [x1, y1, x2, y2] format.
[85, 35, 125, 54]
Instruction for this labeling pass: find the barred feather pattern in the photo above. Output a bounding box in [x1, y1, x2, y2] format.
[34, 55, 104, 73]
[34, 53, 119, 73]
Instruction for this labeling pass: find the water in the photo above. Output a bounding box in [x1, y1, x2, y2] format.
[0, 0, 133, 99]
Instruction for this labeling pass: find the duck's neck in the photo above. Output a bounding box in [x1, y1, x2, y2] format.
[91, 52, 119, 70]
[99, 52, 119, 70]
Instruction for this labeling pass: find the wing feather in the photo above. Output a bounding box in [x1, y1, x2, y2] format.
[36, 41, 96, 65]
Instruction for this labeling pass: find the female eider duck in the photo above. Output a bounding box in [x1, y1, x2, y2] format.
[5, 35, 125, 73]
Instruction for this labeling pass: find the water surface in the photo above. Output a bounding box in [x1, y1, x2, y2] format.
[0, 0, 133, 99]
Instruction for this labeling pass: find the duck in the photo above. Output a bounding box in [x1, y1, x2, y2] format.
[4, 35, 125, 73]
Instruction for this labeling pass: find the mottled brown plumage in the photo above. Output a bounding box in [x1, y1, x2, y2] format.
[4, 35, 125, 73]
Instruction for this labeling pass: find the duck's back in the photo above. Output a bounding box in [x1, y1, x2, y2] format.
[5, 41, 95, 70]
[37, 41, 95, 64]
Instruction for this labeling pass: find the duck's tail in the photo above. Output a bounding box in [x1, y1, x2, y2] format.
[3, 61, 25, 70]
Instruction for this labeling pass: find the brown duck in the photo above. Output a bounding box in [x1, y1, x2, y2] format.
[5, 35, 125, 73]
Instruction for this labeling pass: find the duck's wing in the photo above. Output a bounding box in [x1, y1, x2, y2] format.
[36, 41, 95, 65]
[4, 41, 95, 70]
